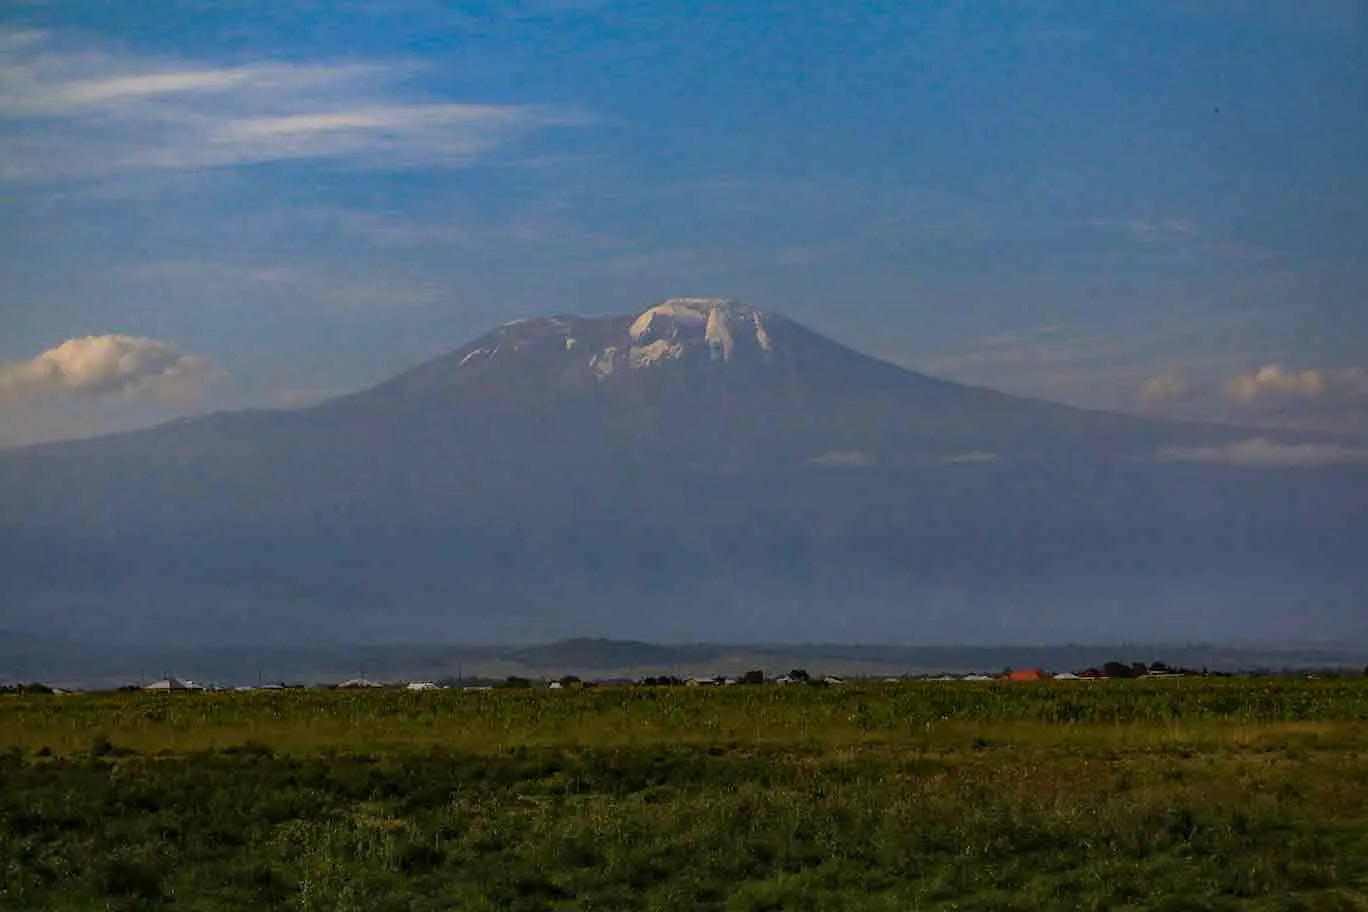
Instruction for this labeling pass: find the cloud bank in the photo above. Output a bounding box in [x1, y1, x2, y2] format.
[1138, 364, 1368, 435]
[0, 29, 581, 182]
[0, 335, 210, 402]
[1155, 438, 1368, 468]
[1224, 364, 1368, 409]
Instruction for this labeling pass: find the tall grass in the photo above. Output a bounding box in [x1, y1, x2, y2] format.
[3, 678, 1366, 756]
[3, 681, 1368, 909]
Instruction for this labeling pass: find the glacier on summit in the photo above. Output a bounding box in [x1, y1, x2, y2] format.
[621, 298, 778, 369]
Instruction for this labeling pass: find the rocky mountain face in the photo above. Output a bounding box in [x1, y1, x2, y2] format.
[2, 299, 1365, 646]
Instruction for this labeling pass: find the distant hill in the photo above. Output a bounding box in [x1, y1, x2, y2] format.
[1, 298, 1365, 646]
[509, 639, 715, 670]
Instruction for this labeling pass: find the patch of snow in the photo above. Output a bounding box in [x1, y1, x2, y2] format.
[459, 349, 488, 367]
[626, 299, 764, 368]
[628, 310, 658, 341]
[753, 313, 773, 352]
[704, 305, 735, 361]
[629, 298, 736, 341]
[589, 346, 618, 379]
[630, 338, 685, 368]
[564, 337, 577, 350]
[624, 297, 781, 366]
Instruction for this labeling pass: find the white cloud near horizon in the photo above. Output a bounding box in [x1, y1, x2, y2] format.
[0, 29, 581, 182]
[1224, 364, 1368, 409]
[907, 314, 1259, 415]
[0, 335, 211, 403]
[1154, 438, 1368, 468]
[1129, 363, 1368, 439]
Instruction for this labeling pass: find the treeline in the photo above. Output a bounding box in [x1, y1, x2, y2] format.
[450, 668, 826, 689]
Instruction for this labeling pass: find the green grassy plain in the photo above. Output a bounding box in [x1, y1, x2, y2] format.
[3, 680, 1368, 910]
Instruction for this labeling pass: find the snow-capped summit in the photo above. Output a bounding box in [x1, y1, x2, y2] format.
[624, 298, 777, 369]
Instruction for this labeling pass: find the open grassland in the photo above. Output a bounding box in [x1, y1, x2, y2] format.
[3, 680, 1368, 910]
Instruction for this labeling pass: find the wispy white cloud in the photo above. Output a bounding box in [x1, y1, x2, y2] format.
[909, 317, 1255, 403]
[0, 29, 582, 182]
[134, 260, 441, 311]
[807, 449, 877, 468]
[1090, 217, 1201, 245]
[942, 450, 998, 464]
[1155, 438, 1368, 468]
[0, 334, 211, 403]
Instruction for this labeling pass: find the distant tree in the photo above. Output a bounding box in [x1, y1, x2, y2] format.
[739, 669, 766, 685]
[1102, 661, 1135, 679]
[558, 675, 582, 688]
[1131, 662, 1149, 677]
[500, 676, 533, 689]
[788, 668, 811, 683]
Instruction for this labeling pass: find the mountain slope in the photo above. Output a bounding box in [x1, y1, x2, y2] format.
[312, 297, 1246, 469]
[1, 298, 1364, 646]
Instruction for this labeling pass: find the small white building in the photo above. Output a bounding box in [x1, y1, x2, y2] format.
[145, 677, 204, 692]
[337, 678, 383, 689]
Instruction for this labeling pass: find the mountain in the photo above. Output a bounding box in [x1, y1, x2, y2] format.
[2, 298, 1365, 647]
[312, 297, 1245, 467]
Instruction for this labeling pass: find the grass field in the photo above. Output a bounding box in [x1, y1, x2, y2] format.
[3, 680, 1368, 910]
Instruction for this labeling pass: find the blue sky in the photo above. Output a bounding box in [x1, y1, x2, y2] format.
[1, 0, 1365, 446]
